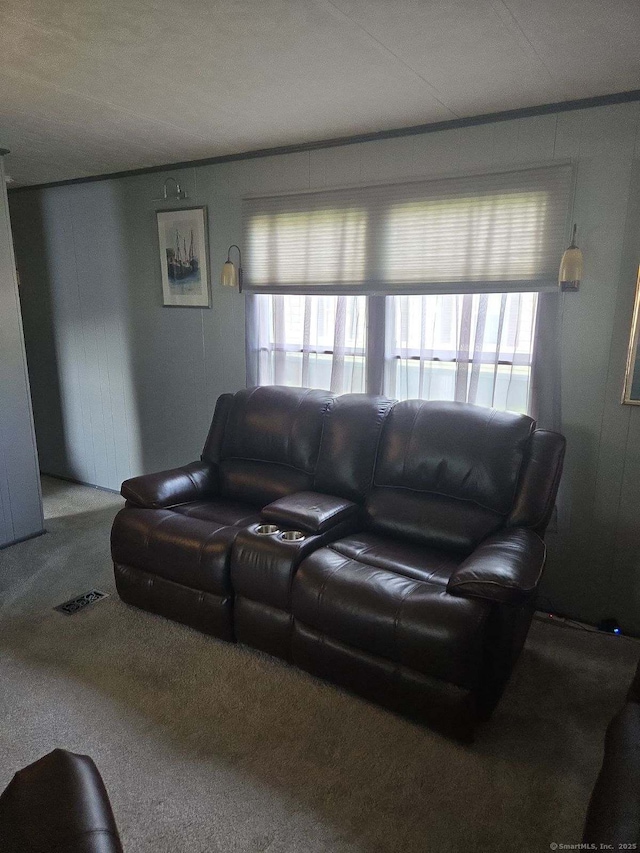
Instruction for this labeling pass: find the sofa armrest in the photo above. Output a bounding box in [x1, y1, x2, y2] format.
[121, 460, 217, 508]
[0, 749, 123, 853]
[447, 528, 546, 605]
[262, 491, 360, 534]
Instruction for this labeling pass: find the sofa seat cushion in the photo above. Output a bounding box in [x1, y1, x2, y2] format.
[111, 502, 260, 596]
[292, 542, 490, 689]
[171, 499, 260, 527]
[329, 532, 462, 585]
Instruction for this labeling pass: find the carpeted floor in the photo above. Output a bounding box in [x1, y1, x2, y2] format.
[0, 476, 638, 852]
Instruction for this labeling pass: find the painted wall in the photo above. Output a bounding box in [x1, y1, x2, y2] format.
[9, 102, 640, 632]
[0, 155, 43, 547]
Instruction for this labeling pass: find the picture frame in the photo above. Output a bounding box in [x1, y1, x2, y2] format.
[156, 206, 210, 307]
[623, 266, 640, 405]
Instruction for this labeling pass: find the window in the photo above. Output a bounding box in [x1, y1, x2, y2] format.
[385, 292, 538, 412]
[245, 164, 571, 413]
[253, 291, 536, 412]
[253, 293, 367, 393]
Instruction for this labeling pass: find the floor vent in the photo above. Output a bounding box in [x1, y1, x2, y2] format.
[54, 589, 109, 615]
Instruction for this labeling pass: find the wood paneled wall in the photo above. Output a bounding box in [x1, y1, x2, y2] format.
[0, 155, 43, 547]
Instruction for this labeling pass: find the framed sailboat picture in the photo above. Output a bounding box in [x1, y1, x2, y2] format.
[157, 206, 210, 307]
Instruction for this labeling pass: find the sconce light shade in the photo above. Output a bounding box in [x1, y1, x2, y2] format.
[221, 245, 243, 292]
[221, 260, 238, 288]
[559, 224, 583, 292]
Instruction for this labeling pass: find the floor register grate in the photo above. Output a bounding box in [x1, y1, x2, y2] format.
[54, 589, 109, 615]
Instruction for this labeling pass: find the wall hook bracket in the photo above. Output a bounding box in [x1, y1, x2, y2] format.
[154, 177, 188, 202]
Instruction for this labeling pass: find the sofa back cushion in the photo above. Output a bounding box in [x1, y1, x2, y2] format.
[366, 400, 535, 552]
[506, 428, 566, 534]
[314, 394, 395, 501]
[217, 386, 334, 506]
[201, 392, 234, 464]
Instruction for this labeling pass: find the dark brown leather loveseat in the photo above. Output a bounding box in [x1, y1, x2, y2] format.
[111, 386, 565, 739]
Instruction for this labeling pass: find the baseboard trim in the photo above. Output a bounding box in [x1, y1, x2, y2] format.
[40, 472, 121, 495]
[0, 528, 46, 550]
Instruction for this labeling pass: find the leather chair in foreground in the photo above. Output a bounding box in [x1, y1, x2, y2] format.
[112, 386, 565, 739]
[0, 749, 123, 853]
[583, 656, 640, 846]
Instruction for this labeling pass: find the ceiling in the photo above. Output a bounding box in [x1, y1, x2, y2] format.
[2, 0, 639, 187]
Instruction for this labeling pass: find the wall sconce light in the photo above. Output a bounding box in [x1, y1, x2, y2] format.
[559, 224, 583, 292]
[154, 177, 188, 202]
[221, 244, 243, 292]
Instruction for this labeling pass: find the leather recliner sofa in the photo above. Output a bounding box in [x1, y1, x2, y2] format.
[111, 386, 565, 739]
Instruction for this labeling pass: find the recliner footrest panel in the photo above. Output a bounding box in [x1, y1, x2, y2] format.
[114, 562, 234, 641]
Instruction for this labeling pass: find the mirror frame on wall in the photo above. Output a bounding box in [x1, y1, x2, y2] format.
[623, 266, 640, 405]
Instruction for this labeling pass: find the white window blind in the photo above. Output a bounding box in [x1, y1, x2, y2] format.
[246, 208, 368, 289]
[243, 163, 573, 295]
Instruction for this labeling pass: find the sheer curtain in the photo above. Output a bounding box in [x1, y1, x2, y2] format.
[250, 293, 367, 393]
[385, 292, 538, 413]
[248, 291, 538, 410]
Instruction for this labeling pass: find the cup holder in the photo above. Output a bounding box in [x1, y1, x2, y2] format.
[280, 530, 306, 542]
[255, 524, 280, 536]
